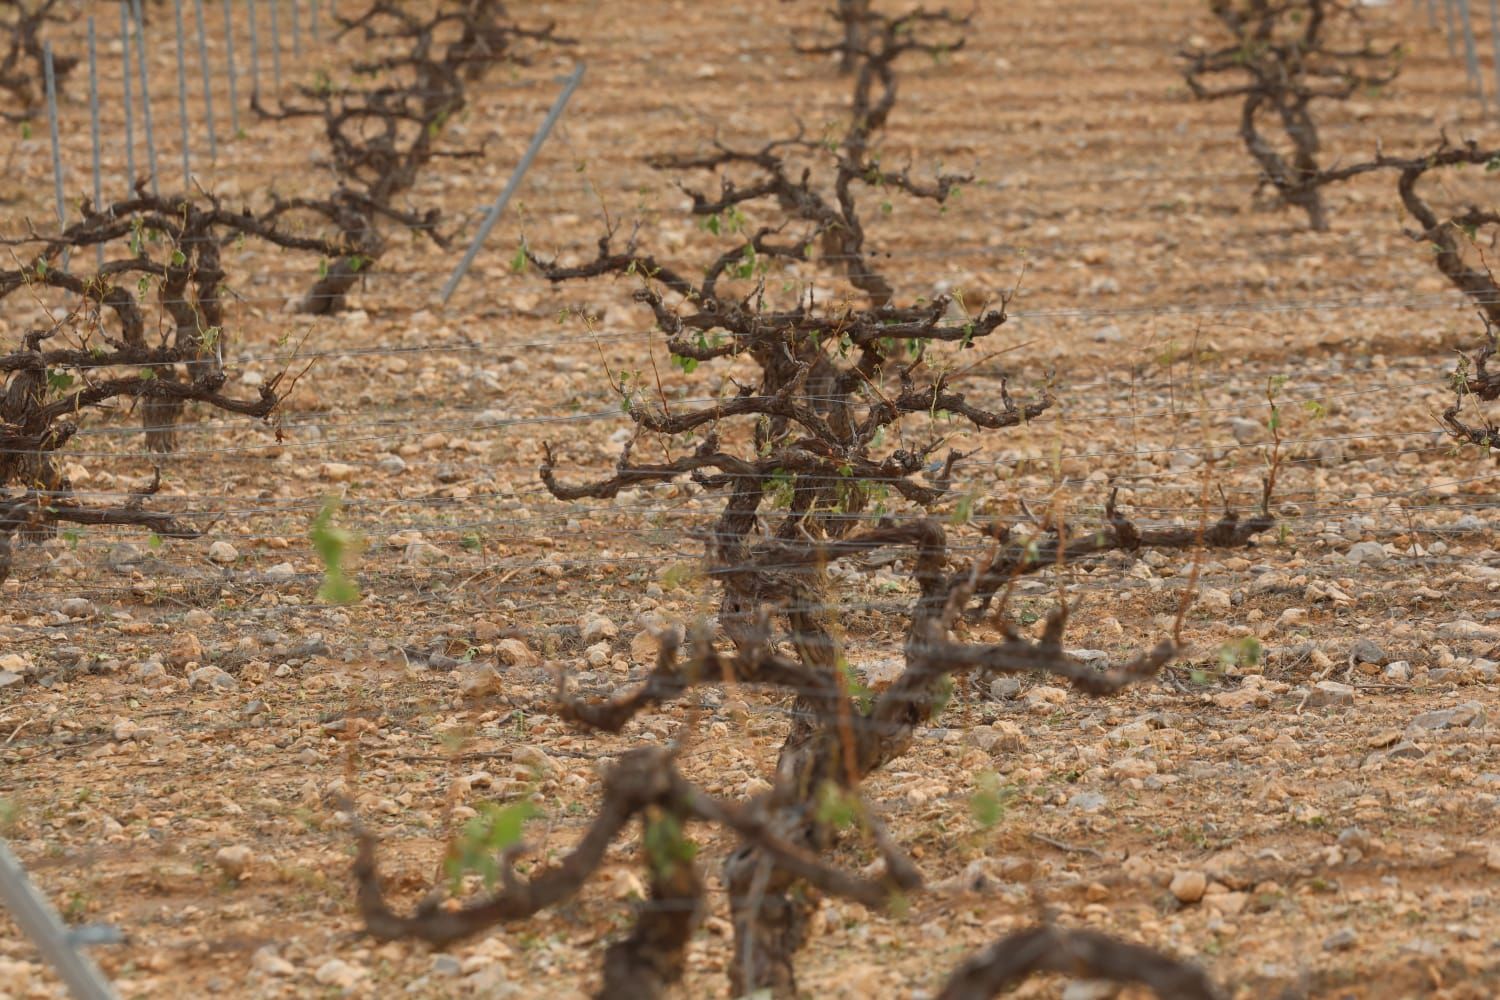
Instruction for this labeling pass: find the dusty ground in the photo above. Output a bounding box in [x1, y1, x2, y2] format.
[2, 0, 1500, 997]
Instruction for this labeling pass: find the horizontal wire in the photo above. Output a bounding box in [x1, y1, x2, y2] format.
[9, 362, 1455, 448]
[5, 457, 1494, 565]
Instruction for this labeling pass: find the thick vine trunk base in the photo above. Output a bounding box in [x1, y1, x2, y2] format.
[597, 852, 702, 999]
[142, 395, 183, 453]
[726, 848, 814, 999]
[299, 260, 366, 315]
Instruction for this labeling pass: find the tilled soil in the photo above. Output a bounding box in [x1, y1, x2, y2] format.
[2, 1, 1499, 998]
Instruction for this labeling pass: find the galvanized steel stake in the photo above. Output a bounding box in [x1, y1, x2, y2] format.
[0, 840, 119, 1000]
[193, 0, 219, 159]
[441, 65, 586, 305]
[130, 0, 161, 195]
[88, 18, 104, 268]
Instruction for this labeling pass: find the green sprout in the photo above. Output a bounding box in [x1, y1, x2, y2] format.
[310, 498, 361, 604]
[445, 801, 539, 893]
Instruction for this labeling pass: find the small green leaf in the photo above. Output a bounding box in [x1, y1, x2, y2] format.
[949, 491, 978, 525]
[0, 799, 18, 834]
[969, 770, 1013, 829]
[837, 658, 872, 713]
[445, 801, 539, 893]
[814, 782, 862, 831]
[643, 812, 698, 875]
[1218, 635, 1262, 670]
[310, 498, 361, 604]
[660, 562, 698, 590]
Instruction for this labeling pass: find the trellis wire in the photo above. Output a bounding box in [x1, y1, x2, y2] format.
[0, 369, 1454, 463]
[4, 49, 1493, 232]
[291, 0, 302, 59]
[2, 456, 1489, 547]
[0, 354, 1446, 449]
[0, 530, 1491, 646]
[4, 461, 1479, 541]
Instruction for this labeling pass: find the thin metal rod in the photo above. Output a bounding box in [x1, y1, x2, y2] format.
[120, 4, 136, 193]
[309, 0, 319, 41]
[193, 0, 219, 159]
[0, 841, 119, 1000]
[222, 0, 240, 134]
[441, 65, 587, 305]
[1491, 0, 1500, 119]
[247, 0, 261, 99]
[44, 42, 68, 273]
[1457, 0, 1486, 105]
[173, 0, 193, 187]
[291, 0, 301, 58]
[130, 0, 160, 195]
[88, 18, 104, 269]
[1446, 0, 1462, 60]
[268, 0, 283, 94]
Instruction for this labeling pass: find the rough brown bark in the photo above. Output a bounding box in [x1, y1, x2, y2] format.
[1182, 0, 1398, 230]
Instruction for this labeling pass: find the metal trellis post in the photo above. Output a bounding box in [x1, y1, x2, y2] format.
[440, 65, 587, 305]
[0, 839, 119, 1000]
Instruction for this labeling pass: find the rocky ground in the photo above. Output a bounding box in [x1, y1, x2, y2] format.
[2, 0, 1499, 997]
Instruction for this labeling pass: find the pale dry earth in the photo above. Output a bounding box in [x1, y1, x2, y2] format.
[1, 1, 1500, 998]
